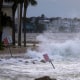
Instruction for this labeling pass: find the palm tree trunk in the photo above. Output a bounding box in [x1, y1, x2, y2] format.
[12, 12, 15, 46]
[12, 2, 18, 46]
[23, 6, 27, 47]
[0, 0, 3, 43]
[23, 0, 37, 47]
[18, 3, 23, 46]
[0, 12, 2, 43]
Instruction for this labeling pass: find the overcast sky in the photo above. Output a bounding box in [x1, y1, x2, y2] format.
[27, 0, 80, 18]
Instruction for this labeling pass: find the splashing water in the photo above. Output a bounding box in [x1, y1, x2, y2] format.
[0, 33, 80, 80]
[27, 33, 80, 61]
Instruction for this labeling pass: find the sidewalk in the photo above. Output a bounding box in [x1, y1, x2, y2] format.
[0, 47, 27, 58]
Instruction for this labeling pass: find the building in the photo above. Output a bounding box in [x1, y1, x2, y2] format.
[1, 0, 14, 42]
[2, 0, 13, 17]
[15, 15, 80, 33]
[43, 17, 80, 33]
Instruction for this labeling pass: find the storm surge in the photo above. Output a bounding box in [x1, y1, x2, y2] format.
[27, 32, 80, 61]
[0, 33, 80, 80]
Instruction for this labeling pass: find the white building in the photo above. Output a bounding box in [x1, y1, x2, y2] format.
[2, 0, 13, 41]
[40, 17, 80, 32]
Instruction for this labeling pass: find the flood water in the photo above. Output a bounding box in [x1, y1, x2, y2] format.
[0, 33, 80, 80]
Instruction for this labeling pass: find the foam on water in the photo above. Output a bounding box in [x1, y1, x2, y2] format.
[0, 33, 80, 80]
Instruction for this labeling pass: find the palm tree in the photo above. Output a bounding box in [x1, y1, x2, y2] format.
[18, 2, 23, 46]
[11, 0, 37, 47]
[23, 0, 37, 47]
[12, 0, 18, 46]
[12, 0, 24, 46]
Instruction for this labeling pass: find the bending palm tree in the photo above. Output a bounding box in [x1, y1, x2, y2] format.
[23, 0, 37, 47]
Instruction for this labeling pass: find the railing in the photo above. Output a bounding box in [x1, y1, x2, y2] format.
[15, 33, 41, 46]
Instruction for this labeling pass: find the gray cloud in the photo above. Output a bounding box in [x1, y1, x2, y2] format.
[27, 0, 80, 18]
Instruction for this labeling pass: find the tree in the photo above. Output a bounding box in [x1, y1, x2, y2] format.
[0, 12, 3, 43]
[12, 0, 24, 46]
[1, 0, 37, 47]
[18, 2, 23, 46]
[12, 0, 18, 46]
[23, 0, 37, 47]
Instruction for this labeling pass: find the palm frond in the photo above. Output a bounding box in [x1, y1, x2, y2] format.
[29, 0, 37, 6]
